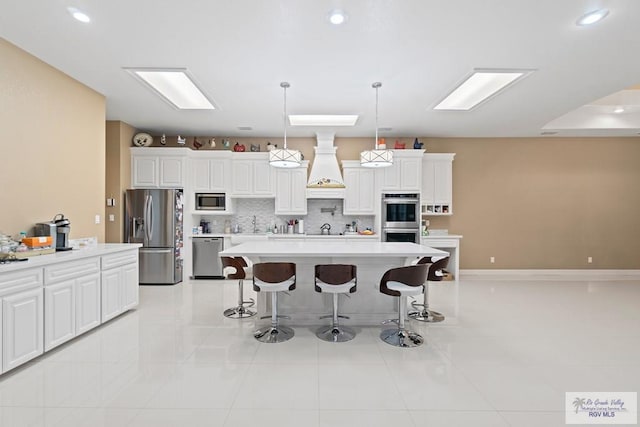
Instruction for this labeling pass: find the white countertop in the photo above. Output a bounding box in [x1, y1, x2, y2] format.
[0, 243, 142, 273]
[421, 234, 463, 239]
[190, 233, 378, 239]
[220, 241, 448, 258]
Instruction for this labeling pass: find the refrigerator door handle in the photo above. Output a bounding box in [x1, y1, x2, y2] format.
[130, 217, 137, 243]
[147, 194, 154, 241]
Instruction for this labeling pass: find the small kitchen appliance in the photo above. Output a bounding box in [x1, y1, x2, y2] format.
[320, 223, 331, 235]
[35, 214, 72, 251]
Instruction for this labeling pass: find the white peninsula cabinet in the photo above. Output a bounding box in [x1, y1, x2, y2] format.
[422, 153, 455, 215]
[44, 257, 101, 351]
[0, 268, 44, 373]
[342, 161, 376, 215]
[0, 244, 140, 375]
[131, 147, 188, 188]
[376, 149, 424, 192]
[230, 152, 275, 197]
[275, 161, 308, 215]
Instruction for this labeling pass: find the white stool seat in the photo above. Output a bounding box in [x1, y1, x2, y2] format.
[253, 276, 295, 292]
[315, 278, 356, 294]
[386, 281, 424, 297]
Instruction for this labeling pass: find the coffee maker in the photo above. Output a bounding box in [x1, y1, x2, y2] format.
[35, 214, 72, 251]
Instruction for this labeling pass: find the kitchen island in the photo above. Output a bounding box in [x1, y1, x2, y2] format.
[220, 241, 448, 324]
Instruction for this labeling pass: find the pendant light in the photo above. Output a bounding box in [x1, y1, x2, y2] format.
[360, 82, 393, 168]
[269, 82, 302, 168]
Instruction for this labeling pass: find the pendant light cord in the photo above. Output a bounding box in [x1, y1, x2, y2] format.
[281, 81, 290, 150]
[373, 82, 381, 150]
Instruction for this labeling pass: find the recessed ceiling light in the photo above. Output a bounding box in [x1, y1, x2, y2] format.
[125, 68, 215, 110]
[434, 69, 534, 111]
[613, 106, 625, 114]
[237, 126, 253, 131]
[378, 127, 393, 132]
[540, 131, 558, 136]
[576, 9, 609, 26]
[328, 9, 347, 25]
[67, 7, 90, 23]
[289, 115, 358, 126]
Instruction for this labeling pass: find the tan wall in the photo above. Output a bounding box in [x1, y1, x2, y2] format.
[105, 121, 135, 243]
[0, 38, 106, 242]
[143, 135, 640, 269]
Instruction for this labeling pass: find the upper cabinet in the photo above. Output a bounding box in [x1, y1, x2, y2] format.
[342, 161, 376, 215]
[422, 153, 455, 215]
[275, 161, 308, 215]
[191, 151, 231, 192]
[230, 153, 275, 197]
[376, 150, 423, 192]
[131, 148, 188, 188]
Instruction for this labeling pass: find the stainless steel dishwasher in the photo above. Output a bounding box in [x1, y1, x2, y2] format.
[192, 237, 224, 279]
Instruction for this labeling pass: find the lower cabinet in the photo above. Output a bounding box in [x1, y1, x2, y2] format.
[3, 287, 44, 373]
[101, 262, 139, 323]
[44, 273, 101, 351]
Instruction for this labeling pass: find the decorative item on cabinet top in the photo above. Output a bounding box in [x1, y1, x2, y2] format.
[132, 132, 153, 147]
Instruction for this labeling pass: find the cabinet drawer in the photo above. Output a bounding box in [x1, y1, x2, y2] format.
[45, 258, 100, 284]
[421, 238, 457, 248]
[0, 268, 43, 296]
[102, 250, 138, 270]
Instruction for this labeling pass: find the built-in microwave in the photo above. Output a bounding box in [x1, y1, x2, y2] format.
[195, 193, 226, 211]
[381, 193, 420, 229]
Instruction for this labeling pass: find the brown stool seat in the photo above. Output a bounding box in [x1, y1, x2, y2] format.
[314, 264, 357, 343]
[379, 263, 429, 348]
[221, 256, 256, 319]
[252, 262, 296, 343]
[409, 256, 450, 323]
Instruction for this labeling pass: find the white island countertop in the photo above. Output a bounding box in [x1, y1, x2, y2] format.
[0, 243, 142, 273]
[221, 240, 447, 258]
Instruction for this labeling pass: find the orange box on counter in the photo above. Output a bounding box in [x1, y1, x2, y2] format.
[22, 236, 53, 248]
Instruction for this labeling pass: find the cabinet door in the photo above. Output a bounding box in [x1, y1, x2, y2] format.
[44, 280, 76, 351]
[253, 161, 274, 196]
[209, 158, 228, 192]
[159, 157, 184, 188]
[192, 158, 212, 191]
[132, 156, 158, 188]
[400, 158, 422, 190]
[421, 160, 436, 203]
[76, 273, 101, 335]
[232, 161, 253, 195]
[101, 269, 122, 323]
[3, 288, 44, 373]
[290, 168, 307, 214]
[358, 169, 376, 214]
[378, 163, 401, 190]
[433, 161, 452, 204]
[274, 169, 291, 214]
[343, 168, 360, 214]
[121, 263, 139, 311]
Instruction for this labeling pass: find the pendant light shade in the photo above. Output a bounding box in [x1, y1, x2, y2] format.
[361, 82, 393, 168]
[270, 82, 302, 168]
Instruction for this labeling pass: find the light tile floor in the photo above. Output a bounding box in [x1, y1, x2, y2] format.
[1, 276, 639, 426]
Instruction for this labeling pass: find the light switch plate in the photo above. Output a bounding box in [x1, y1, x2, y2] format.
[109, 214, 115, 222]
[95, 214, 101, 224]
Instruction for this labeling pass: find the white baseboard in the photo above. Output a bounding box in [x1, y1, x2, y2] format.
[460, 269, 640, 281]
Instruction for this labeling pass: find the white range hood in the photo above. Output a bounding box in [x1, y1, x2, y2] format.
[306, 132, 346, 199]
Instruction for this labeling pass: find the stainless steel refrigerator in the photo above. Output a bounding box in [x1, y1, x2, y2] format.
[125, 189, 183, 284]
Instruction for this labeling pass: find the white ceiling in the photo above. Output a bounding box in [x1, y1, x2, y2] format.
[2, 1, 640, 138]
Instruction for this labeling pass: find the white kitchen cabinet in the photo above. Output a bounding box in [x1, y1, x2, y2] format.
[3, 287, 44, 373]
[376, 150, 423, 191]
[422, 153, 455, 215]
[101, 250, 139, 323]
[191, 152, 231, 192]
[275, 162, 308, 215]
[230, 153, 275, 197]
[131, 147, 188, 188]
[342, 161, 376, 215]
[43, 257, 101, 351]
[0, 267, 44, 373]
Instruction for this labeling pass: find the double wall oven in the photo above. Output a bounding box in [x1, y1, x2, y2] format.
[381, 193, 421, 243]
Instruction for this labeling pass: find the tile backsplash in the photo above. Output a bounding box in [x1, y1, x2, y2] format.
[199, 198, 374, 234]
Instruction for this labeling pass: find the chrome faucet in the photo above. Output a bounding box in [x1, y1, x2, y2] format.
[252, 215, 257, 233]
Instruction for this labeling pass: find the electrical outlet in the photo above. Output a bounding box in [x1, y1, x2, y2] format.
[109, 214, 115, 222]
[490, 256, 495, 264]
[95, 214, 101, 224]
[588, 256, 593, 264]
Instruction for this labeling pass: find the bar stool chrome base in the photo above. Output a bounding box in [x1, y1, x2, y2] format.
[316, 325, 356, 343]
[254, 325, 295, 343]
[408, 308, 444, 323]
[223, 305, 256, 319]
[380, 328, 424, 348]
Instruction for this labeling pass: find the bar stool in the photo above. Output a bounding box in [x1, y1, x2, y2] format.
[221, 256, 256, 319]
[252, 262, 296, 343]
[409, 256, 450, 323]
[379, 263, 429, 348]
[314, 264, 357, 343]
